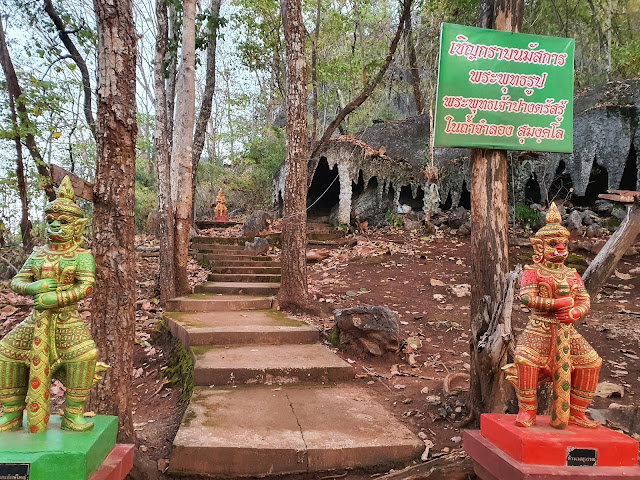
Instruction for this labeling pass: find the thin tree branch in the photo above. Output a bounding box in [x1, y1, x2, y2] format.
[310, 0, 413, 159]
[43, 0, 95, 138]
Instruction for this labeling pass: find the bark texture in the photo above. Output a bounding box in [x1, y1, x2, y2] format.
[468, 0, 523, 424]
[469, 149, 515, 420]
[171, 0, 197, 295]
[0, 10, 54, 201]
[404, 6, 424, 115]
[192, 0, 222, 201]
[583, 198, 640, 296]
[278, 0, 309, 310]
[8, 92, 32, 252]
[155, 0, 176, 306]
[90, 0, 137, 443]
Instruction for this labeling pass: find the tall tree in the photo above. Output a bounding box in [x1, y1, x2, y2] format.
[0, 8, 55, 202]
[468, 0, 523, 424]
[192, 0, 223, 199]
[278, 0, 309, 311]
[90, 0, 138, 443]
[8, 91, 32, 252]
[171, 0, 197, 295]
[155, 0, 176, 306]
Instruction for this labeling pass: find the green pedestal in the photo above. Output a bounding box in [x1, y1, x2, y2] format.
[0, 415, 118, 480]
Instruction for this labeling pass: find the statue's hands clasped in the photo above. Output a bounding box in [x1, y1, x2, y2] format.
[25, 279, 59, 296]
[555, 295, 575, 323]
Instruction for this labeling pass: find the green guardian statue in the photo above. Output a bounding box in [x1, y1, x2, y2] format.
[0, 176, 104, 433]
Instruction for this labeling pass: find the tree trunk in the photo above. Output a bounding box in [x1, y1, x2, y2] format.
[310, 0, 321, 151]
[43, 0, 95, 138]
[8, 92, 32, 253]
[171, 0, 197, 295]
[278, 0, 309, 311]
[311, 0, 413, 159]
[0, 9, 55, 201]
[90, 0, 137, 444]
[191, 0, 222, 213]
[404, 5, 424, 115]
[468, 0, 523, 424]
[155, 0, 176, 306]
[583, 198, 640, 297]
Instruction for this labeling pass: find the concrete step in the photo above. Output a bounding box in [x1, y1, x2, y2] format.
[166, 294, 273, 312]
[195, 282, 280, 296]
[202, 253, 274, 262]
[169, 385, 424, 477]
[191, 344, 353, 386]
[207, 273, 282, 283]
[209, 265, 281, 275]
[206, 259, 282, 268]
[164, 310, 318, 346]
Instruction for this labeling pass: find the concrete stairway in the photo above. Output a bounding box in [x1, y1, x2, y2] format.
[166, 238, 423, 477]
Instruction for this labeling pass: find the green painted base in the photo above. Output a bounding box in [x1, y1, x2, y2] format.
[0, 415, 118, 480]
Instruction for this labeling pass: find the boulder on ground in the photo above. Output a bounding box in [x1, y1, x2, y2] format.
[242, 210, 272, 237]
[586, 224, 604, 238]
[565, 210, 583, 234]
[334, 305, 399, 356]
[245, 237, 269, 255]
[448, 207, 467, 229]
[334, 187, 393, 227]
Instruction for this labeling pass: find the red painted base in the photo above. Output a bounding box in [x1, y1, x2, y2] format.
[465, 430, 640, 480]
[214, 216, 230, 222]
[481, 414, 638, 466]
[88, 444, 134, 480]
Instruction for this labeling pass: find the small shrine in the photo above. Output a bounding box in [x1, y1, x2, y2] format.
[214, 188, 229, 222]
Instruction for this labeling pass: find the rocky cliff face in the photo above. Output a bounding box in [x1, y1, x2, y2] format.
[273, 79, 639, 223]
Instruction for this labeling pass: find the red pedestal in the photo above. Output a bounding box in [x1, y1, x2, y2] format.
[214, 216, 230, 222]
[464, 414, 640, 480]
[89, 444, 134, 480]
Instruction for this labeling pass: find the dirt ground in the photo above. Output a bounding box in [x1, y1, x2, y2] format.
[1, 226, 639, 478]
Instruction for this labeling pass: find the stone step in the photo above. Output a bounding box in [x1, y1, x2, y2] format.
[164, 310, 318, 346]
[206, 259, 282, 268]
[207, 273, 282, 283]
[166, 294, 273, 312]
[195, 282, 280, 296]
[202, 253, 274, 262]
[209, 265, 281, 275]
[169, 385, 423, 477]
[191, 344, 353, 386]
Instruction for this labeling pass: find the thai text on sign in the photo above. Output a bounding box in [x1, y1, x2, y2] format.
[433, 23, 574, 153]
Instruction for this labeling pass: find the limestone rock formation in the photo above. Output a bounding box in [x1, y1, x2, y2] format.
[334, 305, 400, 356]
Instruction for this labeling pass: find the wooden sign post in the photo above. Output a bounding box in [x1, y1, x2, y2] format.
[433, 12, 575, 418]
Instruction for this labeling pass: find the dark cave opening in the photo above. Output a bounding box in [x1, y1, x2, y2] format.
[525, 175, 542, 204]
[574, 160, 609, 207]
[440, 191, 453, 210]
[548, 160, 573, 204]
[399, 185, 425, 211]
[459, 181, 471, 210]
[307, 157, 340, 217]
[619, 144, 639, 191]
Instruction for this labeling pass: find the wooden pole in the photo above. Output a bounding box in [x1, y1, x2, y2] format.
[469, 0, 523, 421]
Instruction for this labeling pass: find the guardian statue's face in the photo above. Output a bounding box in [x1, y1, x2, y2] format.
[542, 235, 569, 264]
[45, 212, 86, 245]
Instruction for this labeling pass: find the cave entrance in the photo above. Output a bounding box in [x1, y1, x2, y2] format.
[525, 174, 542, 204]
[548, 160, 573, 205]
[399, 185, 425, 211]
[459, 181, 471, 209]
[307, 157, 340, 218]
[619, 144, 639, 191]
[574, 160, 609, 207]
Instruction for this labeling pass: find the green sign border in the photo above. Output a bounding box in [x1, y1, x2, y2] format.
[434, 23, 574, 153]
